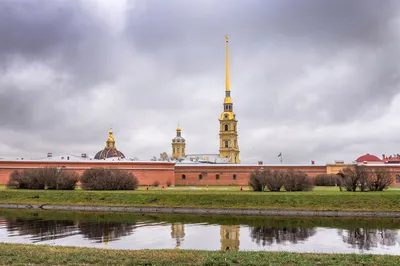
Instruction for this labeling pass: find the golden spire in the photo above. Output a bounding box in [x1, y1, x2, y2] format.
[224, 35, 232, 104]
[106, 128, 115, 149]
[225, 35, 230, 92]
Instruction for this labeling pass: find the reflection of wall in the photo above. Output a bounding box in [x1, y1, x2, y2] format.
[171, 223, 185, 249]
[220, 225, 240, 251]
[250, 227, 316, 246]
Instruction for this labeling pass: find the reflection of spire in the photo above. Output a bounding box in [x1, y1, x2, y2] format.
[103, 231, 109, 249]
[171, 223, 185, 249]
[220, 225, 240, 251]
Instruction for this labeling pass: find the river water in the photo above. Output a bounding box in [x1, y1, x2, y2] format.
[0, 209, 400, 254]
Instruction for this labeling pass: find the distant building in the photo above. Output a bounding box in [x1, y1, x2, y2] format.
[171, 125, 186, 160]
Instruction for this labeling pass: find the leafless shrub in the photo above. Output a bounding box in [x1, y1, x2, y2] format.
[80, 168, 138, 190]
[367, 168, 393, 191]
[264, 169, 284, 192]
[7, 167, 79, 190]
[338, 165, 370, 192]
[248, 169, 266, 191]
[282, 170, 314, 191]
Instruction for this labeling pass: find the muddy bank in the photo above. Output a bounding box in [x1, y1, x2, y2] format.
[0, 203, 399, 217]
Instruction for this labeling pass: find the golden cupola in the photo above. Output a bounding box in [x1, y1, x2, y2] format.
[94, 128, 126, 160]
[172, 124, 186, 160]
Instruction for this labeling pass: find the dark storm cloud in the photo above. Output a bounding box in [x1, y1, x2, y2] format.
[1, 0, 400, 163]
[126, 0, 400, 125]
[0, 0, 122, 89]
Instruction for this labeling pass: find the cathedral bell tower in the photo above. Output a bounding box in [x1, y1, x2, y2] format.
[172, 124, 186, 159]
[219, 35, 240, 164]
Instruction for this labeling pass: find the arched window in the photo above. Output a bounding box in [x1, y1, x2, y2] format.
[199, 174, 203, 180]
[182, 148, 185, 154]
[224, 124, 229, 131]
[173, 148, 175, 153]
[216, 174, 220, 180]
[233, 174, 237, 180]
[225, 141, 229, 148]
[182, 174, 186, 180]
[396, 175, 400, 183]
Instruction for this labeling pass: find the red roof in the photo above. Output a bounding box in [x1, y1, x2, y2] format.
[356, 154, 382, 163]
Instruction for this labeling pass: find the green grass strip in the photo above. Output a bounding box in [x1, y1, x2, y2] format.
[1, 189, 400, 211]
[0, 243, 399, 265]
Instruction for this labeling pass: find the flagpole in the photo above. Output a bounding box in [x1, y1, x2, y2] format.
[281, 153, 283, 164]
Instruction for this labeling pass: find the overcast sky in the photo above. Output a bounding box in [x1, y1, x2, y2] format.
[1, 0, 400, 164]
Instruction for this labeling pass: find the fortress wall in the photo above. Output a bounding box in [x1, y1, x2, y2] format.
[0, 161, 175, 186]
[174, 164, 327, 186]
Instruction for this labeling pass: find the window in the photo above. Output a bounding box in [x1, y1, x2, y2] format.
[173, 148, 175, 153]
[234, 125, 236, 131]
[224, 124, 229, 131]
[396, 175, 400, 183]
[224, 114, 228, 119]
[234, 140, 237, 148]
[199, 174, 203, 180]
[177, 148, 180, 152]
[216, 174, 220, 180]
[225, 141, 229, 148]
[233, 174, 237, 180]
[182, 148, 185, 154]
[182, 174, 186, 180]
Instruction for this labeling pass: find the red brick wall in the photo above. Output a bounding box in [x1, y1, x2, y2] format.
[0, 161, 175, 186]
[174, 164, 327, 186]
[2, 160, 400, 187]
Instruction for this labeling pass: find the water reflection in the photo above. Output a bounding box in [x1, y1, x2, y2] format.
[220, 225, 240, 251]
[171, 223, 185, 249]
[338, 229, 398, 250]
[0, 210, 400, 254]
[250, 227, 316, 246]
[6, 217, 78, 243]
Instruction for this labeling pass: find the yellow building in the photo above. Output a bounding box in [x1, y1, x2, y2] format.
[219, 35, 240, 164]
[220, 225, 240, 251]
[172, 125, 186, 159]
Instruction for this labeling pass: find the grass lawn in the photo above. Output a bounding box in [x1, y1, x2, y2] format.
[0, 243, 399, 266]
[0, 185, 399, 212]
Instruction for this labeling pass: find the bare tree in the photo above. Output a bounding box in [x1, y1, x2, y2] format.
[339, 165, 372, 192]
[264, 169, 284, 192]
[282, 170, 314, 191]
[367, 168, 393, 191]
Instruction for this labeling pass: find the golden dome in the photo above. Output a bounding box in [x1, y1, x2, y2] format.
[176, 124, 181, 132]
[220, 111, 235, 120]
[224, 97, 233, 104]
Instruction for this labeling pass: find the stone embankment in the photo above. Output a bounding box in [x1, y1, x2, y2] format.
[0, 203, 399, 217]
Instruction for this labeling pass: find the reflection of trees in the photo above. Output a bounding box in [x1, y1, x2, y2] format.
[250, 227, 316, 246]
[338, 229, 398, 250]
[78, 222, 136, 243]
[6, 217, 78, 243]
[5, 217, 137, 244]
